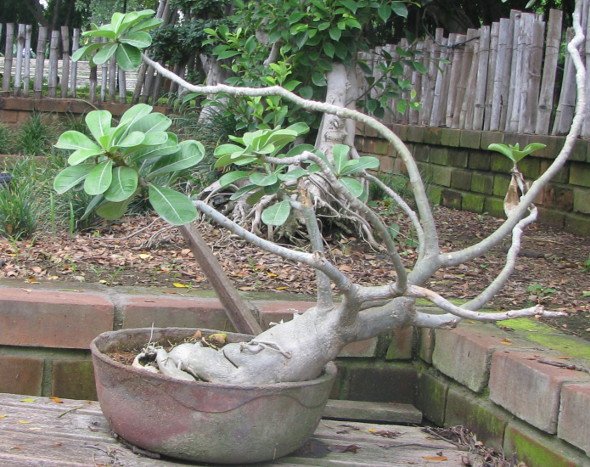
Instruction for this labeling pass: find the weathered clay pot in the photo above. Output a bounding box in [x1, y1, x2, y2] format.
[90, 327, 337, 464]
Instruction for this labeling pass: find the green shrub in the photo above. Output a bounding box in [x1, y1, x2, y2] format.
[0, 158, 46, 239]
[17, 113, 55, 156]
[0, 124, 15, 154]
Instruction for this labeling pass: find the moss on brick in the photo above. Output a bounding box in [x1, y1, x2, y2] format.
[504, 422, 586, 467]
[468, 152, 491, 171]
[442, 189, 462, 209]
[406, 126, 424, 143]
[480, 131, 505, 149]
[423, 127, 442, 145]
[427, 186, 443, 205]
[462, 193, 485, 213]
[493, 175, 511, 197]
[441, 128, 461, 147]
[519, 158, 541, 179]
[570, 139, 588, 162]
[451, 169, 473, 191]
[460, 130, 481, 149]
[490, 154, 513, 173]
[449, 150, 469, 168]
[537, 208, 566, 229]
[432, 165, 453, 187]
[413, 146, 430, 162]
[416, 371, 448, 426]
[568, 163, 590, 187]
[484, 197, 505, 218]
[471, 173, 494, 194]
[429, 147, 450, 165]
[573, 188, 590, 214]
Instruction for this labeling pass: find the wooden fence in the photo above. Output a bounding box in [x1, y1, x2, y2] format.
[365, 5, 590, 138]
[0, 4, 589, 137]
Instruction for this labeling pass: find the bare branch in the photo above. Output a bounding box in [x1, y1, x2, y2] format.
[408, 285, 567, 321]
[462, 207, 538, 311]
[440, 12, 587, 268]
[194, 200, 353, 293]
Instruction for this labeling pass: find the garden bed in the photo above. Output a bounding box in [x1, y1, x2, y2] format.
[0, 204, 588, 340]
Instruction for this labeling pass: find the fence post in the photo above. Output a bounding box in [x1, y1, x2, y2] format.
[2, 23, 15, 93]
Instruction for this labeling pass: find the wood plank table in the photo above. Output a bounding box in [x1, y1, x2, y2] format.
[0, 393, 477, 466]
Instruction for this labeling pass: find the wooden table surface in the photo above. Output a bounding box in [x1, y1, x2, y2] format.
[0, 393, 477, 466]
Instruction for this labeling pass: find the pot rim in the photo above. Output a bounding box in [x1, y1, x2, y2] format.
[91, 327, 337, 390]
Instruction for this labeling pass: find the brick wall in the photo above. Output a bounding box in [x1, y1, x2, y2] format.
[0, 96, 167, 127]
[356, 124, 590, 236]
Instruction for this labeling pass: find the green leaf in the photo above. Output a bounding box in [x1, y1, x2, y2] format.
[53, 164, 95, 194]
[93, 42, 118, 65]
[312, 71, 327, 87]
[129, 113, 172, 134]
[244, 35, 257, 54]
[115, 43, 142, 71]
[278, 168, 308, 181]
[219, 170, 251, 188]
[84, 160, 113, 195]
[378, 4, 392, 22]
[229, 183, 257, 200]
[487, 143, 517, 163]
[340, 156, 380, 175]
[340, 177, 363, 197]
[130, 17, 163, 32]
[120, 103, 153, 126]
[55, 131, 101, 152]
[214, 143, 244, 157]
[391, 1, 409, 18]
[250, 172, 279, 186]
[115, 131, 145, 148]
[85, 110, 112, 144]
[148, 140, 205, 176]
[67, 147, 105, 165]
[72, 43, 102, 62]
[323, 42, 335, 58]
[96, 200, 130, 220]
[104, 167, 138, 202]
[328, 27, 341, 41]
[332, 144, 350, 175]
[119, 31, 152, 49]
[261, 200, 291, 226]
[148, 184, 197, 226]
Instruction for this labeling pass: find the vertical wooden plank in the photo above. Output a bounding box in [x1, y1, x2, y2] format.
[408, 41, 423, 125]
[418, 38, 435, 125]
[552, 28, 576, 135]
[536, 9, 562, 134]
[497, 18, 514, 130]
[34, 26, 47, 98]
[118, 68, 127, 103]
[484, 22, 499, 131]
[520, 18, 545, 134]
[452, 29, 476, 128]
[444, 34, 464, 127]
[582, 0, 590, 137]
[47, 30, 60, 98]
[100, 39, 108, 102]
[511, 13, 534, 133]
[430, 31, 450, 127]
[2, 23, 15, 92]
[458, 29, 479, 129]
[13, 24, 25, 96]
[472, 25, 490, 130]
[505, 10, 524, 132]
[22, 25, 32, 97]
[69, 28, 80, 97]
[60, 26, 70, 98]
[108, 56, 117, 101]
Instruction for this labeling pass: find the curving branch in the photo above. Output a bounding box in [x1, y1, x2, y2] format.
[461, 207, 538, 311]
[408, 285, 567, 321]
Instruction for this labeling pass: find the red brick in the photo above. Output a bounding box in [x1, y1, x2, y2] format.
[558, 383, 590, 455]
[433, 323, 528, 392]
[385, 326, 413, 360]
[0, 287, 114, 349]
[417, 328, 434, 363]
[51, 359, 97, 400]
[0, 355, 44, 396]
[119, 295, 231, 331]
[256, 299, 315, 328]
[489, 351, 590, 434]
[339, 338, 378, 358]
[0, 110, 18, 124]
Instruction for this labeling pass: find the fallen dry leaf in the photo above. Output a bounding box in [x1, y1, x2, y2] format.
[423, 455, 448, 461]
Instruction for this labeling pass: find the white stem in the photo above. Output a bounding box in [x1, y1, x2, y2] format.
[408, 285, 567, 321]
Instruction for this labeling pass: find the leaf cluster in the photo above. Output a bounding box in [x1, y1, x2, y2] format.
[54, 104, 204, 226]
[487, 142, 547, 165]
[73, 10, 163, 70]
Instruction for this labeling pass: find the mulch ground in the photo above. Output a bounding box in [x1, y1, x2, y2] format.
[1, 205, 588, 340]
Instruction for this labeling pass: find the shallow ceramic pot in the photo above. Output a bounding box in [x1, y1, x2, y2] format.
[90, 327, 337, 464]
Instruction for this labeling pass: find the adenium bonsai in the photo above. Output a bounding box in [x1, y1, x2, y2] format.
[53, 4, 586, 387]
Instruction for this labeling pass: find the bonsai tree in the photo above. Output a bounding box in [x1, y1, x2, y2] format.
[54, 3, 586, 386]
